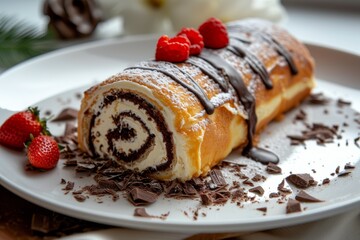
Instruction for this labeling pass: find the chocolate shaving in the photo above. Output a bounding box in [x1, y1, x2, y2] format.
[210, 169, 227, 187]
[266, 162, 282, 174]
[337, 98, 351, 107]
[52, 108, 79, 121]
[256, 207, 267, 213]
[133, 208, 169, 220]
[322, 178, 330, 184]
[286, 198, 302, 214]
[269, 192, 280, 198]
[295, 190, 323, 202]
[278, 180, 292, 193]
[134, 207, 151, 217]
[62, 181, 74, 191]
[344, 163, 356, 169]
[286, 174, 316, 189]
[249, 186, 264, 196]
[128, 187, 158, 206]
[307, 93, 330, 105]
[287, 123, 339, 146]
[73, 194, 86, 202]
[337, 170, 352, 177]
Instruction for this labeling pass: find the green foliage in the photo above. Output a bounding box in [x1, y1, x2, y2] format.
[0, 16, 55, 68]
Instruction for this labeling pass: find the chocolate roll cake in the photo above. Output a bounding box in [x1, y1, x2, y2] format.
[77, 19, 315, 181]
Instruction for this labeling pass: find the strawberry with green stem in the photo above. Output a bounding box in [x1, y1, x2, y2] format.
[0, 107, 50, 149]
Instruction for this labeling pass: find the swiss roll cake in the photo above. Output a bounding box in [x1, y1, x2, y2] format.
[77, 19, 315, 181]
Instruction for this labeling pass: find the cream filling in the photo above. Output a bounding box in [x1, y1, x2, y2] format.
[83, 80, 197, 181]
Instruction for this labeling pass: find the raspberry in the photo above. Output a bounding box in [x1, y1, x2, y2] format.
[198, 17, 229, 49]
[177, 28, 204, 55]
[155, 35, 190, 62]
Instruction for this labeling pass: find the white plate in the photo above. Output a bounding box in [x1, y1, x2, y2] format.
[0, 36, 360, 233]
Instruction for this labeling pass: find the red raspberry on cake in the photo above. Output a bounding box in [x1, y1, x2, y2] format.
[155, 35, 190, 62]
[198, 17, 229, 49]
[177, 28, 204, 55]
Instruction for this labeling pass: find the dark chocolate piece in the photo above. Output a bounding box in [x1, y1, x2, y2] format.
[295, 190, 323, 203]
[307, 93, 330, 105]
[62, 181, 74, 191]
[286, 198, 302, 214]
[129, 187, 158, 206]
[278, 179, 292, 193]
[210, 169, 227, 186]
[337, 170, 352, 177]
[73, 194, 86, 202]
[286, 174, 316, 189]
[344, 163, 356, 169]
[134, 207, 151, 217]
[256, 207, 267, 213]
[249, 186, 265, 196]
[266, 162, 282, 174]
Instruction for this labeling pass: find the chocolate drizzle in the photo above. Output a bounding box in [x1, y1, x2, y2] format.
[227, 23, 298, 75]
[228, 40, 272, 89]
[125, 62, 215, 114]
[196, 49, 257, 153]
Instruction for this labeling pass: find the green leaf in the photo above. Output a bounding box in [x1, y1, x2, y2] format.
[0, 15, 56, 68]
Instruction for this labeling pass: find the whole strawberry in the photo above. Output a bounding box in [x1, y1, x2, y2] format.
[27, 135, 60, 170]
[0, 107, 49, 149]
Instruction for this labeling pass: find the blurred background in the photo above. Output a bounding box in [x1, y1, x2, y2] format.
[0, 0, 359, 71]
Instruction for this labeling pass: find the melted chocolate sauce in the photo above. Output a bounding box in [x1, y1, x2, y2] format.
[246, 147, 279, 164]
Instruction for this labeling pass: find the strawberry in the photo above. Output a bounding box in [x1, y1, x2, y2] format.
[198, 17, 229, 49]
[0, 107, 49, 149]
[27, 135, 60, 170]
[177, 28, 204, 55]
[155, 35, 190, 62]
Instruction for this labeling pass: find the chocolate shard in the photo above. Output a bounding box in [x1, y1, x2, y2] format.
[286, 198, 302, 214]
[134, 207, 151, 217]
[128, 187, 158, 206]
[266, 162, 282, 174]
[286, 173, 316, 189]
[52, 108, 79, 121]
[200, 193, 212, 206]
[133, 207, 169, 220]
[344, 163, 356, 169]
[73, 194, 86, 202]
[295, 190, 323, 203]
[249, 186, 265, 196]
[337, 170, 352, 177]
[278, 179, 292, 194]
[256, 207, 267, 213]
[62, 181, 74, 191]
[307, 93, 329, 105]
[210, 169, 227, 187]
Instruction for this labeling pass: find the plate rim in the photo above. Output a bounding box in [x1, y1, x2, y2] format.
[0, 36, 360, 233]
